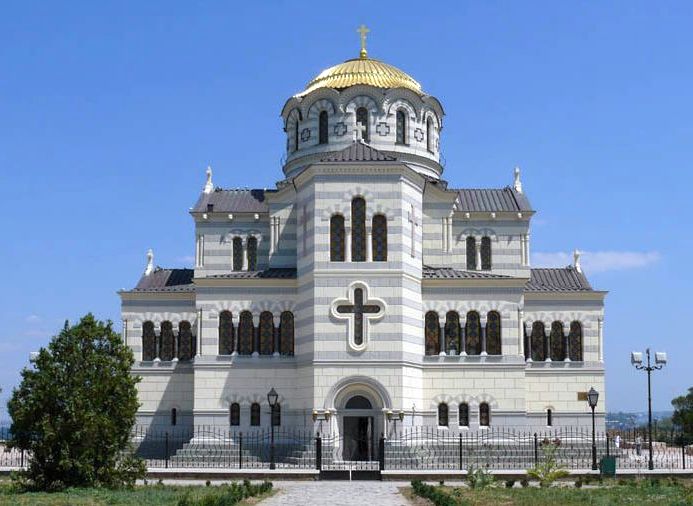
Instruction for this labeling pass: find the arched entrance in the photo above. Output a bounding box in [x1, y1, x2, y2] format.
[343, 395, 374, 461]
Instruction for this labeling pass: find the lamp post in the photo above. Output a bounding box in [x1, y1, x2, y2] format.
[631, 348, 667, 470]
[267, 387, 279, 470]
[587, 387, 599, 470]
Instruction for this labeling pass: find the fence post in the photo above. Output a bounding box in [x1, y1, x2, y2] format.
[379, 433, 385, 471]
[165, 432, 169, 469]
[533, 433, 538, 466]
[20, 449, 24, 468]
[606, 433, 610, 457]
[683, 442, 686, 470]
[459, 433, 463, 470]
[315, 433, 322, 471]
[239, 432, 243, 469]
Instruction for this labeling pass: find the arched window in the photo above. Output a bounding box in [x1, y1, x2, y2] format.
[232, 237, 243, 271]
[171, 408, 177, 426]
[280, 311, 294, 355]
[356, 107, 369, 142]
[178, 320, 193, 361]
[550, 321, 565, 361]
[486, 311, 502, 355]
[569, 321, 583, 361]
[294, 120, 299, 152]
[229, 403, 240, 426]
[459, 403, 470, 427]
[547, 409, 553, 427]
[238, 311, 254, 355]
[330, 215, 345, 261]
[272, 403, 281, 427]
[466, 237, 477, 270]
[372, 214, 387, 261]
[396, 109, 407, 144]
[438, 403, 449, 427]
[247, 236, 258, 271]
[465, 311, 481, 355]
[142, 321, 156, 361]
[479, 403, 490, 427]
[319, 111, 329, 144]
[481, 237, 492, 270]
[444, 311, 460, 354]
[426, 117, 434, 152]
[351, 197, 366, 262]
[218, 311, 234, 355]
[250, 403, 261, 426]
[259, 311, 274, 355]
[424, 311, 440, 356]
[160, 321, 174, 361]
[531, 322, 546, 361]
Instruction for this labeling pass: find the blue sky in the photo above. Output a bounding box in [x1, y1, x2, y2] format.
[1, 1, 691, 415]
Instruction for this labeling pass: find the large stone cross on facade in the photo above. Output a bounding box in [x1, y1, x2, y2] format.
[331, 282, 385, 351]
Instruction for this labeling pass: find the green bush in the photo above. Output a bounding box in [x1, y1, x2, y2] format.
[466, 464, 495, 490]
[520, 478, 529, 488]
[526, 443, 569, 487]
[178, 480, 273, 506]
[504, 479, 515, 488]
[411, 481, 457, 506]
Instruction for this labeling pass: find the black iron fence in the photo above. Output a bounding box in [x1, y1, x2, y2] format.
[0, 424, 689, 471]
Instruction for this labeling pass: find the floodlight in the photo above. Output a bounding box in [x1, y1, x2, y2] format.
[631, 352, 643, 365]
[655, 352, 667, 365]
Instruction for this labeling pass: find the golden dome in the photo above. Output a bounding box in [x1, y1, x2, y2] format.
[298, 56, 423, 97]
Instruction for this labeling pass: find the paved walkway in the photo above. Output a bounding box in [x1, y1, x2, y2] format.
[261, 480, 413, 506]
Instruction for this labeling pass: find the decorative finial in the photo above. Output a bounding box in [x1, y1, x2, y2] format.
[203, 165, 213, 194]
[573, 249, 582, 273]
[354, 121, 366, 143]
[513, 166, 523, 193]
[144, 248, 154, 276]
[357, 24, 370, 59]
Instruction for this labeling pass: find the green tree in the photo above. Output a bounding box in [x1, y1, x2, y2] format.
[671, 387, 693, 442]
[8, 314, 144, 490]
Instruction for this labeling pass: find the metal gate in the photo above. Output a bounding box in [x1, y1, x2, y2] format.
[317, 431, 383, 480]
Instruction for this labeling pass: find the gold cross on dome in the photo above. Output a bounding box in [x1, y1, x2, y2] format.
[357, 24, 370, 59]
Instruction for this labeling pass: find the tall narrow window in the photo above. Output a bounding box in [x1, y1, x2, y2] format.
[230, 403, 240, 426]
[426, 117, 434, 152]
[425, 311, 440, 356]
[372, 214, 387, 261]
[465, 311, 481, 355]
[396, 109, 407, 144]
[247, 236, 258, 271]
[486, 311, 502, 355]
[479, 403, 490, 427]
[445, 311, 460, 354]
[351, 197, 366, 261]
[219, 311, 234, 355]
[250, 403, 261, 426]
[356, 107, 369, 142]
[259, 311, 274, 355]
[466, 237, 477, 270]
[547, 409, 553, 427]
[142, 321, 156, 361]
[550, 321, 565, 361]
[481, 237, 492, 270]
[330, 215, 345, 261]
[280, 311, 294, 355]
[294, 120, 299, 152]
[569, 321, 583, 361]
[272, 403, 281, 427]
[232, 237, 243, 271]
[438, 403, 449, 427]
[238, 311, 254, 355]
[178, 320, 193, 361]
[171, 408, 177, 426]
[459, 403, 470, 427]
[160, 321, 174, 361]
[319, 110, 329, 144]
[531, 322, 546, 361]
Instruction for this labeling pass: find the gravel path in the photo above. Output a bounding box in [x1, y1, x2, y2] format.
[261, 480, 413, 506]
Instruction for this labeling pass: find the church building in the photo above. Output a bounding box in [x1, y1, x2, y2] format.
[119, 31, 607, 443]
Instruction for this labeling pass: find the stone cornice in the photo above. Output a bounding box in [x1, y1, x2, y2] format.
[119, 291, 195, 301]
[423, 278, 528, 289]
[524, 291, 607, 301]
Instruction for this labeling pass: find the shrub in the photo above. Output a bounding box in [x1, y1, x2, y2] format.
[574, 478, 583, 488]
[505, 479, 515, 488]
[466, 464, 495, 490]
[178, 481, 273, 506]
[526, 443, 569, 487]
[410, 481, 457, 506]
[520, 478, 529, 488]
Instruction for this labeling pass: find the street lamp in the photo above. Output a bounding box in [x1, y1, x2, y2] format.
[586, 387, 599, 470]
[631, 348, 667, 470]
[267, 387, 279, 470]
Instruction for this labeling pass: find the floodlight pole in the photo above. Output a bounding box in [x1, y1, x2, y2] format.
[633, 348, 664, 471]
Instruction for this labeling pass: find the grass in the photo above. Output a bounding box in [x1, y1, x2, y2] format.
[0, 481, 276, 506]
[409, 478, 693, 506]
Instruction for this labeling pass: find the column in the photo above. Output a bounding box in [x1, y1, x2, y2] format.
[230, 236, 236, 270]
[172, 322, 179, 362]
[438, 314, 446, 356]
[366, 226, 373, 262]
[153, 322, 161, 361]
[231, 313, 239, 356]
[475, 238, 482, 271]
[242, 237, 248, 271]
[251, 314, 259, 357]
[525, 232, 531, 266]
[598, 317, 604, 362]
[544, 321, 552, 362]
[517, 309, 524, 358]
[525, 319, 533, 362]
[345, 226, 352, 262]
[563, 321, 571, 362]
[273, 314, 282, 357]
[480, 317, 488, 356]
[441, 217, 447, 252]
[195, 309, 202, 356]
[447, 215, 453, 252]
[269, 218, 275, 256]
[460, 326, 467, 356]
